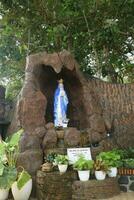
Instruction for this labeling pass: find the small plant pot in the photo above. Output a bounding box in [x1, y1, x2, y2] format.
[108, 167, 117, 177]
[0, 189, 9, 200]
[78, 170, 90, 181]
[95, 171, 106, 180]
[58, 164, 68, 173]
[11, 179, 32, 200]
[41, 162, 53, 172]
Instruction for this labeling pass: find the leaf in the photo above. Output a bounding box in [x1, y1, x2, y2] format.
[0, 163, 4, 176]
[8, 129, 23, 147]
[0, 143, 5, 155]
[17, 170, 31, 190]
[0, 167, 17, 189]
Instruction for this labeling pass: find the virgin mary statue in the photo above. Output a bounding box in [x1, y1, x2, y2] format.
[54, 79, 69, 128]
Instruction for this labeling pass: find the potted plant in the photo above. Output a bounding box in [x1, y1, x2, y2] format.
[117, 148, 134, 175]
[55, 154, 69, 173]
[73, 155, 94, 181]
[93, 158, 108, 180]
[97, 150, 121, 177]
[11, 167, 32, 200]
[0, 129, 32, 200]
[118, 158, 134, 175]
[0, 129, 23, 200]
[0, 165, 17, 200]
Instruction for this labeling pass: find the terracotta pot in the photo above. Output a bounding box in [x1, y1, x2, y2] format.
[78, 170, 90, 181]
[11, 179, 32, 200]
[0, 189, 9, 200]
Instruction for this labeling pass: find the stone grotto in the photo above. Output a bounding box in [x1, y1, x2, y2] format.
[2, 50, 134, 199]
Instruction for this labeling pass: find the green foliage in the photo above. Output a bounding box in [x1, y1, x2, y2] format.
[93, 158, 108, 172]
[55, 154, 69, 165]
[73, 155, 94, 170]
[0, 129, 23, 189]
[0, 166, 17, 189]
[114, 148, 134, 159]
[97, 150, 121, 167]
[122, 148, 134, 159]
[0, 0, 134, 98]
[5, 78, 23, 100]
[17, 170, 31, 190]
[4, 129, 23, 167]
[123, 159, 134, 169]
[45, 152, 57, 163]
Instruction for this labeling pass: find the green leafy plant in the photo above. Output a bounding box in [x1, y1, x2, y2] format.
[0, 129, 23, 189]
[0, 166, 17, 189]
[97, 150, 121, 168]
[55, 155, 68, 165]
[44, 153, 57, 163]
[122, 148, 134, 159]
[123, 159, 134, 169]
[93, 158, 108, 172]
[73, 156, 94, 171]
[3, 129, 23, 167]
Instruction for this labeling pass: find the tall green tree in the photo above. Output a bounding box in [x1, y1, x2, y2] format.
[0, 0, 134, 99]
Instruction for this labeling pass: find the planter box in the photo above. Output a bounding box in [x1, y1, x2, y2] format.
[118, 168, 134, 175]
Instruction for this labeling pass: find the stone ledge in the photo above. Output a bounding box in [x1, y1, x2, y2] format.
[72, 178, 120, 200]
[36, 170, 77, 200]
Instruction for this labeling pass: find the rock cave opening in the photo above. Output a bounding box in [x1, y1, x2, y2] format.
[38, 65, 88, 129]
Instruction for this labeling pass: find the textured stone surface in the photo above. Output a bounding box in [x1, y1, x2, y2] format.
[118, 175, 134, 192]
[20, 134, 41, 152]
[17, 150, 43, 175]
[72, 178, 120, 200]
[44, 147, 66, 156]
[42, 129, 57, 148]
[36, 170, 77, 200]
[118, 176, 129, 184]
[18, 91, 47, 132]
[87, 128, 102, 143]
[130, 176, 134, 180]
[45, 122, 55, 130]
[89, 114, 106, 133]
[119, 185, 127, 192]
[64, 128, 80, 147]
[130, 182, 134, 191]
[34, 127, 46, 138]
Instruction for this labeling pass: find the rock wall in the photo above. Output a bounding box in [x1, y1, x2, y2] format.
[72, 178, 120, 200]
[90, 79, 134, 148]
[118, 175, 134, 192]
[36, 170, 77, 200]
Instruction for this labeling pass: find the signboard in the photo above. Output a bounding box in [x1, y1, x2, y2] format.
[67, 147, 92, 164]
